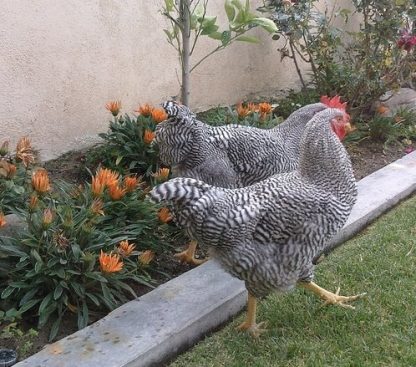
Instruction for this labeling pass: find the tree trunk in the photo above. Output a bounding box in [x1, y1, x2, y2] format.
[180, 0, 191, 106]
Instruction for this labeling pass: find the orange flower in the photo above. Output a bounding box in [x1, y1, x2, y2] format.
[29, 194, 38, 210]
[99, 250, 123, 273]
[16, 137, 35, 167]
[105, 100, 121, 116]
[377, 104, 390, 115]
[31, 169, 51, 194]
[247, 102, 258, 112]
[0, 141, 9, 156]
[91, 176, 105, 197]
[143, 129, 156, 144]
[108, 183, 126, 200]
[95, 167, 119, 187]
[124, 176, 139, 192]
[90, 198, 105, 216]
[136, 103, 154, 117]
[42, 208, 54, 226]
[158, 207, 173, 223]
[0, 161, 16, 179]
[258, 102, 273, 119]
[0, 212, 6, 228]
[152, 168, 170, 182]
[151, 108, 168, 123]
[117, 240, 136, 257]
[138, 250, 155, 265]
[236, 102, 250, 119]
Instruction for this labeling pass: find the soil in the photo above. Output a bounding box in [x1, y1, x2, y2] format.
[1, 136, 408, 361]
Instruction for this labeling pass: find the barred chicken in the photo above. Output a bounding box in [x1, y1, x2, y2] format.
[155, 97, 346, 264]
[150, 108, 365, 337]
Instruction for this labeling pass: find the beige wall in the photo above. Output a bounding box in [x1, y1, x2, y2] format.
[0, 0, 348, 160]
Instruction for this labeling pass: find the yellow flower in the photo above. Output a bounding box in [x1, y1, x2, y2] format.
[99, 250, 123, 273]
[31, 169, 51, 194]
[124, 176, 139, 193]
[138, 250, 155, 265]
[158, 207, 173, 223]
[117, 240, 136, 257]
[105, 101, 121, 116]
[42, 208, 54, 226]
[151, 108, 168, 123]
[136, 103, 154, 117]
[152, 168, 170, 182]
[107, 183, 126, 201]
[16, 137, 35, 167]
[0, 212, 6, 228]
[90, 198, 105, 216]
[236, 102, 250, 119]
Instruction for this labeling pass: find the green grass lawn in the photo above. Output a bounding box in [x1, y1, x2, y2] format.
[170, 195, 416, 367]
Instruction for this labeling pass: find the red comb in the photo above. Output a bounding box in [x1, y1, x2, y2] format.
[320, 95, 347, 111]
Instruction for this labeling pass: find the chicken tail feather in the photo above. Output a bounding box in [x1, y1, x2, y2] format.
[149, 177, 213, 204]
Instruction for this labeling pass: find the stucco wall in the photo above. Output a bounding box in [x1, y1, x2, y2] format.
[0, 0, 348, 160]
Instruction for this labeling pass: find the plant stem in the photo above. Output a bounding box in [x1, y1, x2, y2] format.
[180, 0, 191, 106]
[289, 39, 306, 88]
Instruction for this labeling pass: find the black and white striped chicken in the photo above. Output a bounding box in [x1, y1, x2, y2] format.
[150, 108, 364, 337]
[155, 97, 347, 264]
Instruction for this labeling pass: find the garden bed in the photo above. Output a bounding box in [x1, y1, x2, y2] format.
[3, 137, 404, 357]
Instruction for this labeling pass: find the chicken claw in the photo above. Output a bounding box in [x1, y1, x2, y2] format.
[299, 281, 366, 309]
[236, 320, 267, 338]
[174, 240, 208, 266]
[236, 293, 267, 337]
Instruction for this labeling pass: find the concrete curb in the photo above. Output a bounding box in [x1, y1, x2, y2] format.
[13, 151, 416, 367]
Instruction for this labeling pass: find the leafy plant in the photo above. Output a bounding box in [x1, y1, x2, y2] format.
[0, 321, 38, 360]
[260, 0, 416, 119]
[0, 167, 172, 341]
[0, 137, 35, 215]
[85, 103, 166, 178]
[162, 0, 278, 105]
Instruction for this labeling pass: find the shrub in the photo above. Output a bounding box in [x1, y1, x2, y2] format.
[0, 167, 172, 340]
[260, 0, 416, 119]
[0, 138, 36, 216]
[85, 102, 167, 178]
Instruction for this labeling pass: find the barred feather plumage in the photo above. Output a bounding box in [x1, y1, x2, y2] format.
[150, 108, 357, 299]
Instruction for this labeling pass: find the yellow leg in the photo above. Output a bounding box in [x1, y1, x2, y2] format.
[236, 293, 267, 338]
[174, 240, 208, 265]
[298, 281, 366, 309]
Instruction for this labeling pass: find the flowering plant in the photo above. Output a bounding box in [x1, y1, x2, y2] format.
[0, 166, 171, 340]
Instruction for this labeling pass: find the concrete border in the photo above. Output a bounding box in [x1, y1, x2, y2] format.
[12, 151, 416, 367]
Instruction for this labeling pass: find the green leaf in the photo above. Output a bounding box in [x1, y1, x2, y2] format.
[221, 30, 232, 46]
[208, 31, 223, 40]
[236, 35, 260, 43]
[19, 298, 41, 314]
[19, 288, 39, 306]
[77, 301, 89, 330]
[85, 272, 108, 283]
[164, 0, 174, 12]
[49, 316, 61, 342]
[231, 0, 244, 11]
[86, 293, 101, 307]
[224, 0, 236, 21]
[251, 17, 278, 33]
[30, 249, 42, 263]
[54, 284, 63, 300]
[38, 292, 53, 315]
[115, 155, 123, 166]
[1, 286, 14, 299]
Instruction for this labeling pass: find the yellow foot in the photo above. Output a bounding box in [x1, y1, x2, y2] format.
[236, 321, 267, 338]
[299, 281, 366, 310]
[319, 287, 367, 309]
[174, 250, 207, 265]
